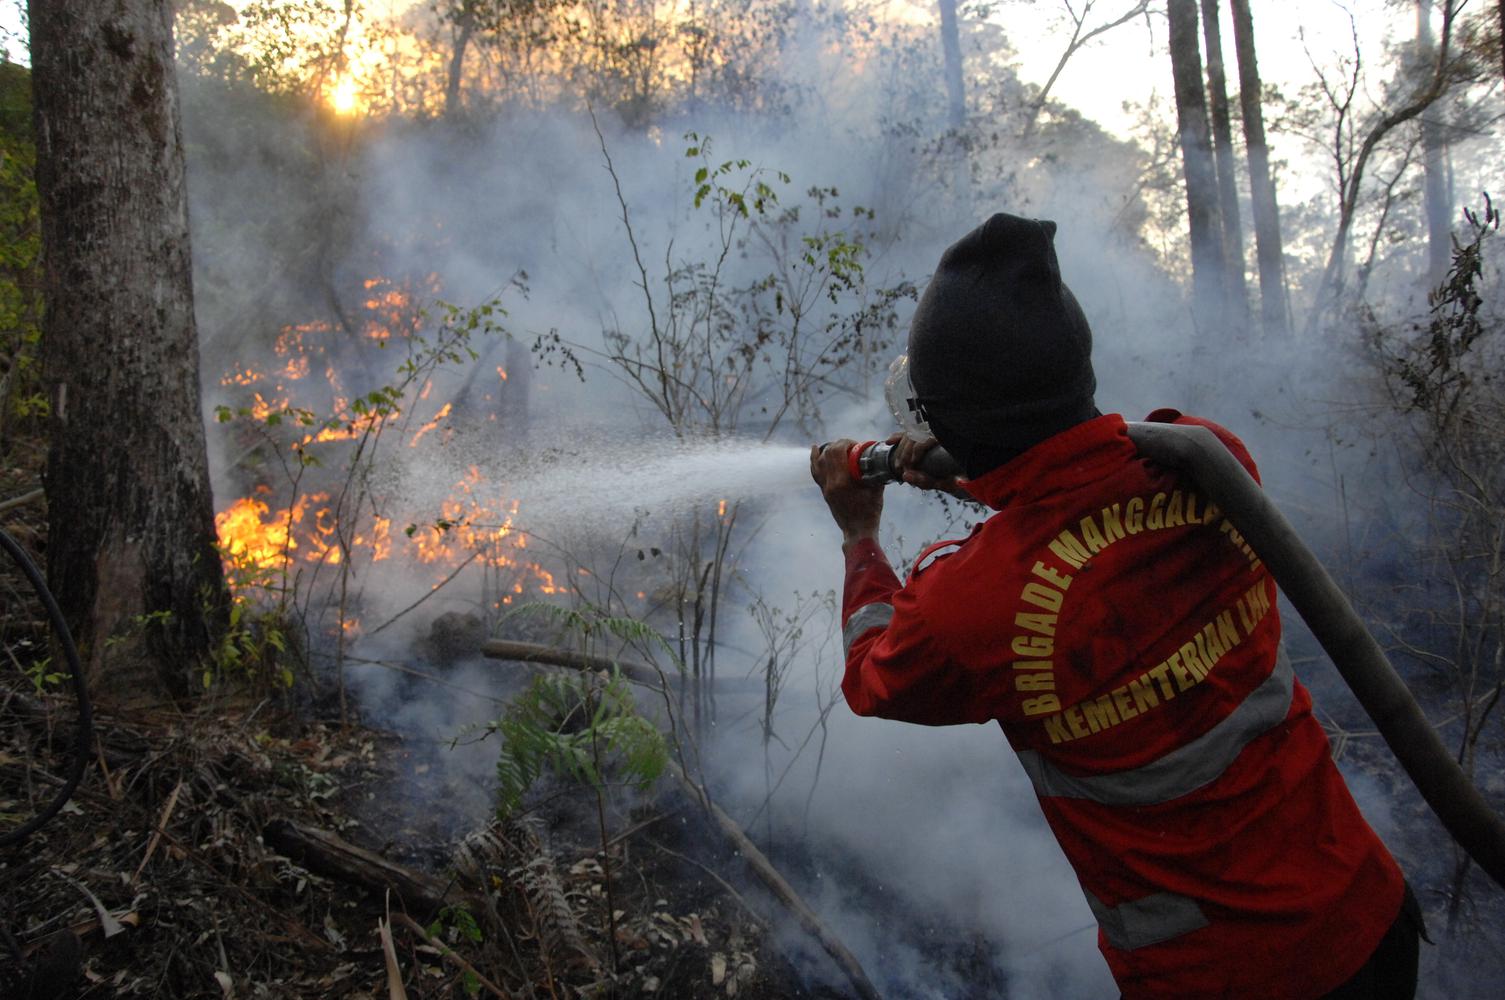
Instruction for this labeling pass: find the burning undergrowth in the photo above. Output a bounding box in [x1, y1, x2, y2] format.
[209, 269, 558, 634]
[183, 240, 897, 997]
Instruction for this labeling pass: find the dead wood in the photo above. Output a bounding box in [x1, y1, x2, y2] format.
[389, 911, 514, 999]
[264, 817, 483, 918]
[0, 487, 44, 514]
[481, 639, 675, 690]
[481, 639, 762, 694]
[670, 762, 883, 1000]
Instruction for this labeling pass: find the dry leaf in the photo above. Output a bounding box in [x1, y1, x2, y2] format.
[214, 970, 234, 997]
[710, 952, 727, 986]
[378, 918, 408, 1000]
[132, 778, 184, 885]
[53, 869, 125, 938]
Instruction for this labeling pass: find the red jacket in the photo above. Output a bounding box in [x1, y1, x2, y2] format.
[841, 411, 1404, 998]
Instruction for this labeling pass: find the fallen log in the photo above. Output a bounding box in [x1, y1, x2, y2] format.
[264, 817, 481, 918]
[480, 639, 673, 690]
[0, 486, 44, 513]
[480, 639, 764, 695]
[671, 762, 882, 1000]
[481, 641, 884, 1000]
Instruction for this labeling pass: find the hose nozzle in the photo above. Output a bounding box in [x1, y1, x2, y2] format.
[844, 439, 961, 486]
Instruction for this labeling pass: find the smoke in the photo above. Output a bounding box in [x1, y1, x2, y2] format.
[179, 3, 1502, 996]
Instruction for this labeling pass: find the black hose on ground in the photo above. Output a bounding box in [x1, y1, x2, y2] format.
[1125, 420, 1505, 893]
[0, 525, 92, 849]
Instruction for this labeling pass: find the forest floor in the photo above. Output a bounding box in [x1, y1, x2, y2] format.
[0, 481, 846, 999]
[0, 675, 846, 1000]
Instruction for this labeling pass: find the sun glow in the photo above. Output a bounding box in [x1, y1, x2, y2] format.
[329, 76, 359, 115]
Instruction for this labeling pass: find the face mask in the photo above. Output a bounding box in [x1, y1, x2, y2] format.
[884, 353, 932, 440]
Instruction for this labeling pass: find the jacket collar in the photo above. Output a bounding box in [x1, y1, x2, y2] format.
[960, 413, 1136, 510]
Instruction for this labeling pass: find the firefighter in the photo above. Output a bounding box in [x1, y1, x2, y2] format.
[809, 213, 1423, 999]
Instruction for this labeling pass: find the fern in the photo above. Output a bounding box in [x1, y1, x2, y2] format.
[492, 669, 668, 820]
[516, 853, 597, 972]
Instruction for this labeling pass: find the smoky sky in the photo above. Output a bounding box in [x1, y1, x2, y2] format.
[180, 5, 1501, 994]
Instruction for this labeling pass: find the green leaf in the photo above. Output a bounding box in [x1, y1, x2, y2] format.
[489, 610, 670, 820]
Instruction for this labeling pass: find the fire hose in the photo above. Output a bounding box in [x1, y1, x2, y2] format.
[0, 525, 91, 849]
[846, 424, 1505, 892]
[0, 523, 92, 996]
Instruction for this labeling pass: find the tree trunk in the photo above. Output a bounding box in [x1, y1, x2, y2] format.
[1228, 0, 1289, 338]
[29, 0, 228, 700]
[1200, 0, 1250, 334]
[1308, 5, 1458, 332]
[938, 0, 966, 129]
[445, 9, 477, 118]
[1167, 0, 1227, 333]
[1418, 0, 1452, 286]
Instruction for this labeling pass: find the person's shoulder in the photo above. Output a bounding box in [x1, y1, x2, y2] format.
[1142, 408, 1262, 484]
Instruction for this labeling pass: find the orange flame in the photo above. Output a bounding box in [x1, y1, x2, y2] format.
[364, 288, 411, 311]
[365, 517, 392, 562]
[217, 271, 564, 607]
[250, 392, 289, 421]
[216, 496, 292, 572]
[298, 406, 392, 448]
[409, 403, 452, 448]
[221, 367, 263, 387]
[276, 322, 330, 356]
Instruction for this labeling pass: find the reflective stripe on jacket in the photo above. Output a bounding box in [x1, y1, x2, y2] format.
[840, 411, 1404, 999]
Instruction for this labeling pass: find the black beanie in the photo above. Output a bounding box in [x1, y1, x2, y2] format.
[907, 213, 1097, 478]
